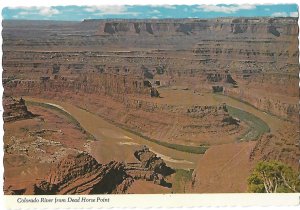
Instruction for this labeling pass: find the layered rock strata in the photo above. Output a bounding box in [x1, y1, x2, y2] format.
[3, 96, 33, 122]
[6, 146, 174, 195]
[3, 17, 298, 122]
[249, 122, 300, 170]
[4, 77, 241, 145]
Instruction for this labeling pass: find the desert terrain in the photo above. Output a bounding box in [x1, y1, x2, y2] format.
[2, 17, 299, 194]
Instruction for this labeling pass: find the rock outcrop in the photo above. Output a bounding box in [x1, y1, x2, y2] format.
[6, 146, 174, 195]
[19, 153, 133, 195]
[47, 153, 132, 194]
[134, 147, 173, 175]
[249, 122, 300, 170]
[3, 96, 33, 122]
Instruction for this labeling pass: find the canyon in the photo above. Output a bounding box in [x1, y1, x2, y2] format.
[2, 17, 299, 193]
[4, 97, 175, 194]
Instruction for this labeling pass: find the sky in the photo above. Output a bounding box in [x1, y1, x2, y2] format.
[2, 4, 298, 21]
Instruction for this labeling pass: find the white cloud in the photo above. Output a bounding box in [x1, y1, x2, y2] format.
[7, 6, 34, 10]
[9, 7, 60, 17]
[197, 4, 256, 14]
[151, 10, 160, 14]
[289, 12, 298, 17]
[161, 5, 176, 9]
[149, 5, 176, 9]
[84, 5, 123, 13]
[84, 5, 139, 16]
[19, 11, 30, 15]
[38, 7, 59, 16]
[271, 12, 288, 17]
[151, 16, 159, 19]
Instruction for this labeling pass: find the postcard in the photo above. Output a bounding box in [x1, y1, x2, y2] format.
[1, 0, 299, 209]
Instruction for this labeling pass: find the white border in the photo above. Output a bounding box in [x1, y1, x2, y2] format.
[0, 0, 300, 6]
[3, 194, 300, 208]
[0, 0, 299, 209]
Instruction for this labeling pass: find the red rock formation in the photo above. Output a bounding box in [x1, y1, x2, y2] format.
[4, 77, 242, 146]
[2, 16, 299, 195]
[9, 152, 132, 195]
[134, 146, 174, 176]
[6, 146, 174, 195]
[249, 123, 300, 170]
[3, 96, 33, 122]
[3, 17, 298, 123]
[126, 146, 174, 186]
[44, 153, 131, 194]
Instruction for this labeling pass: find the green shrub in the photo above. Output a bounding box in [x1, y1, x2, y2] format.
[172, 169, 194, 193]
[248, 161, 300, 193]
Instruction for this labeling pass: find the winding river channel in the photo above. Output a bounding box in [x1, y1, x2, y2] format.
[25, 97, 199, 169]
[24, 94, 281, 170]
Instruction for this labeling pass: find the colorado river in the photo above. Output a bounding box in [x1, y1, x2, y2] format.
[25, 97, 199, 169]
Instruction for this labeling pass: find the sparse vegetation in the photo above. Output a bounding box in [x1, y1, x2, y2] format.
[172, 169, 194, 193]
[3, 75, 16, 84]
[248, 161, 300, 193]
[20, 127, 29, 133]
[150, 138, 208, 154]
[227, 106, 270, 141]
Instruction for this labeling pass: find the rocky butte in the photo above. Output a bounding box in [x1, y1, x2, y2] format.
[2, 17, 299, 193]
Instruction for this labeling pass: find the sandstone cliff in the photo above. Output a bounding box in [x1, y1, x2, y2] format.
[5, 146, 174, 195]
[249, 122, 300, 170]
[44, 153, 131, 194]
[3, 17, 298, 122]
[3, 97, 33, 122]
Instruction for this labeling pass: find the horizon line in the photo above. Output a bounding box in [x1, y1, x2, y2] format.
[3, 16, 298, 22]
